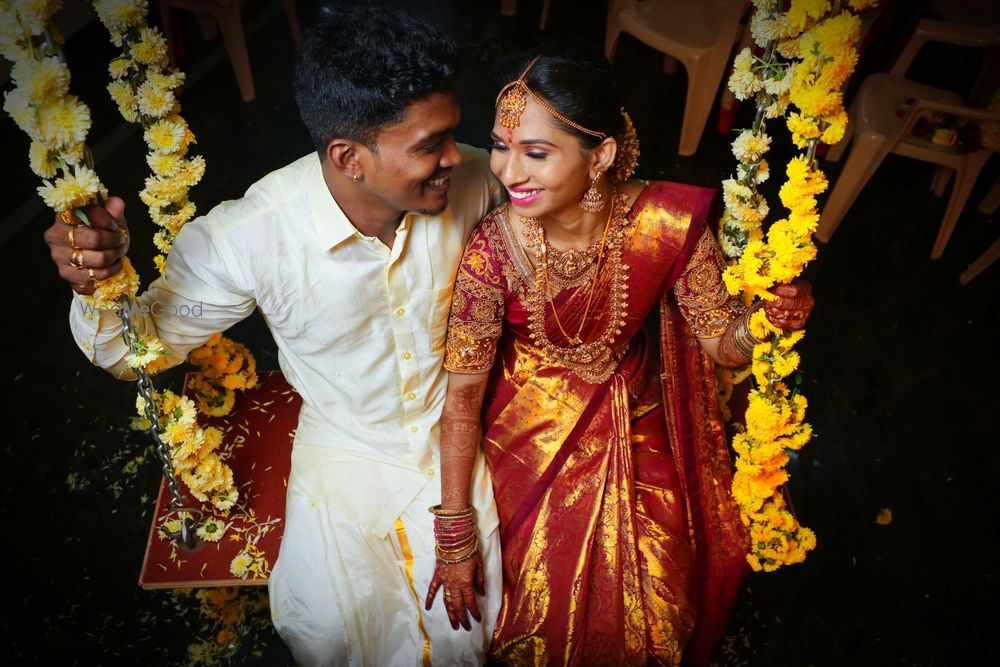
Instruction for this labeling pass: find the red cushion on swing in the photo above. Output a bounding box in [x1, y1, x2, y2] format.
[138, 371, 300, 589]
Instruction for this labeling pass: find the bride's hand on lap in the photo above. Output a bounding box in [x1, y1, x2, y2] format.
[763, 281, 814, 331]
[425, 553, 486, 631]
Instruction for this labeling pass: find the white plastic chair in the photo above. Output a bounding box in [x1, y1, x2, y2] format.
[959, 176, 1000, 284]
[604, 0, 749, 156]
[817, 20, 1000, 258]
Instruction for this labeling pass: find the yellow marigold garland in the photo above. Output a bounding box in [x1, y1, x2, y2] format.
[720, 0, 865, 571]
[137, 390, 238, 510]
[188, 333, 259, 417]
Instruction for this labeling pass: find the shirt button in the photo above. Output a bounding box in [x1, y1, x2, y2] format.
[427, 468, 436, 477]
[396, 308, 406, 317]
[407, 392, 416, 400]
[402, 352, 412, 360]
[410, 426, 419, 433]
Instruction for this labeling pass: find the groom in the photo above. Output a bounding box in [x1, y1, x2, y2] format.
[42, 6, 504, 666]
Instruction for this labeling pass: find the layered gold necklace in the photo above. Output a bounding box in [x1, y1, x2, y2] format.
[518, 189, 633, 384]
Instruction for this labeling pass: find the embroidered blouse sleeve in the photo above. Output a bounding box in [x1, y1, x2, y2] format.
[673, 228, 743, 338]
[444, 222, 507, 374]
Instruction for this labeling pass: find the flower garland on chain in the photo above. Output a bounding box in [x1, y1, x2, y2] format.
[94, 0, 258, 417]
[91, 0, 241, 511]
[718, 0, 871, 571]
[136, 390, 237, 509]
[1, 0, 139, 313]
[93, 0, 204, 274]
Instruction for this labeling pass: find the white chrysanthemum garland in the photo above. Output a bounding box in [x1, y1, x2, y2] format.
[718, 0, 872, 572]
[95, 0, 258, 422]
[94, 0, 205, 275]
[1, 0, 238, 512]
[93, 0, 248, 511]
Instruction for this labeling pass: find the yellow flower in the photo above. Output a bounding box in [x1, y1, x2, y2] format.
[848, 0, 876, 9]
[875, 508, 893, 525]
[230, 551, 252, 578]
[786, 112, 821, 149]
[146, 69, 184, 91]
[821, 109, 848, 145]
[36, 95, 91, 149]
[82, 257, 139, 311]
[141, 174, 187, 207]
[136, 79, 176, 119]
[11, 56, 70, 103]
[150, 229, 174, 255]
[131, 26, 169, 67]
[151, 200, 197, 234]
[37, 165, 104, 211]
[153, 254, 167, 275]
[787, 0, 830, 34]
[108, 57, 132, 80]
[175, 155, 206, 187]
[28, 140, 59, 178]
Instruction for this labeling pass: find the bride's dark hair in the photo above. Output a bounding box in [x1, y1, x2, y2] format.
[497, 46, 625, 150]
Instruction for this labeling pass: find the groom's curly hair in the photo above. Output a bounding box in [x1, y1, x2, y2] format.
[294, 5, 459, 157]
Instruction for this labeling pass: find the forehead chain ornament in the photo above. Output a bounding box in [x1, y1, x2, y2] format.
[496, 55, 605, 139]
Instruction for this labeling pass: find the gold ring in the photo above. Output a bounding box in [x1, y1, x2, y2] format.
[87, 268, 96, 281]
[60, 210, 75, 225]
[68, 226, 78, 247]
[69, 248, 86, 269]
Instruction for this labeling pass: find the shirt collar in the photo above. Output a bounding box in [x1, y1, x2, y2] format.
[307, 155, 361, 251]
[307, 155, 418, 251]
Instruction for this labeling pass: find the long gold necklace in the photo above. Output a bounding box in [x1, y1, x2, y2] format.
[534, 190, 616, 346]
[518, 190, 633, 384]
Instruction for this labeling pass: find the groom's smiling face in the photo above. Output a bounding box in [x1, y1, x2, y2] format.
[359, 91, 464, 217]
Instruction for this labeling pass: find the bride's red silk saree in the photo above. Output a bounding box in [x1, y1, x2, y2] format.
[445, 182, 749, 666]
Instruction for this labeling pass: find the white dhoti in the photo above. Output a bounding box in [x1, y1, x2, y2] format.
[269, 443, 501, 667]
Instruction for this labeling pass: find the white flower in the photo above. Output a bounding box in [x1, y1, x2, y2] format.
[11, 56, 70, 103]
[230, 551, 252, 578]
[131, 26, 169, 67]
[36, 95, 91, 149]
[28, 140, 58, 178]
[37, 165, 104, 211]
[728, 48, 763, 101]
[93, 0, 147, 45]
[731, 130, 772, 163]
[125, 333, 167, 368]
[136, 79, 176, 119]
[3, 87, 39, 138]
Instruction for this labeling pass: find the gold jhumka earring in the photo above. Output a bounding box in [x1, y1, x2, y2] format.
[578, 169, 606, 213]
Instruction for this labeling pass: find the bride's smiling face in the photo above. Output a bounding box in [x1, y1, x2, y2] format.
[489, 98, 598, 221]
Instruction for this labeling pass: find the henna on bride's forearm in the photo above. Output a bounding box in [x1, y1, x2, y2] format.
[439, 378, 487, 510]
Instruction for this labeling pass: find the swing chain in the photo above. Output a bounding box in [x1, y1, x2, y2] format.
[118, 297, 200, 548]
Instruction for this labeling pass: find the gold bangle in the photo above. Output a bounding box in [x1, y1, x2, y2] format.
[428, 504, 474, 517]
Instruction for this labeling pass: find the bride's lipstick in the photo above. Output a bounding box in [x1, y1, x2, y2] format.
[508, 186, 542, 206]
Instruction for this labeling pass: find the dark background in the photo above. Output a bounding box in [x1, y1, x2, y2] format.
[1, 0, 998, 664]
